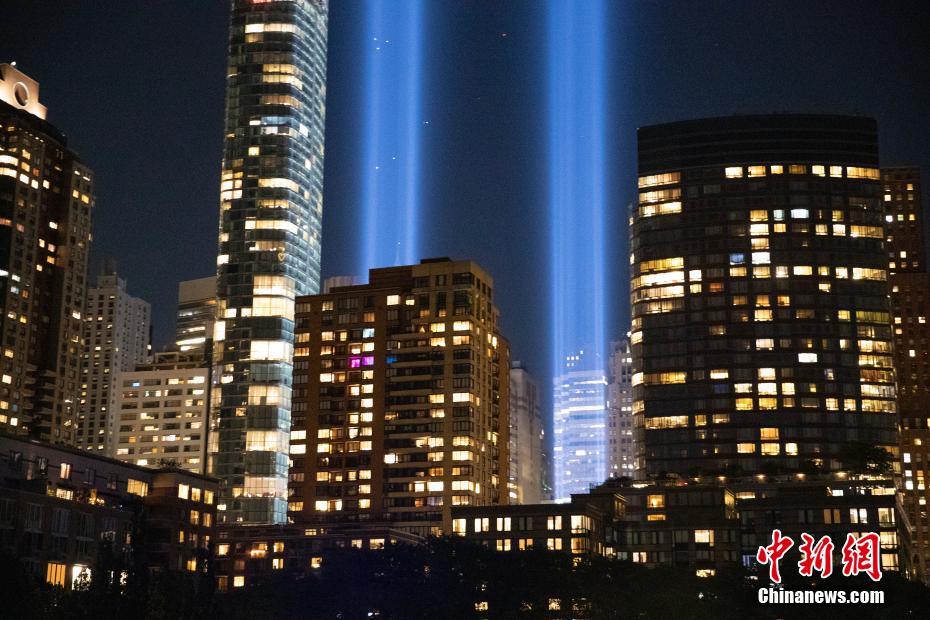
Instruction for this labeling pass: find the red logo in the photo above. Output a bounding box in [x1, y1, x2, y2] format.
[840, 532, 882, 582]
[756, 529, 794, 583]
[798, 533, 835, 578]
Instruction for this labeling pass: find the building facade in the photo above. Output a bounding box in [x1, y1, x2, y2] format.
[451, 476, 906, 579]
[885, 167, 930, 581]
[0, 64, 94, 445]
[76, 268, 151, 455]
[175, 276, 216, 357]
[553, 349, 607, 500]
[288, 258, 510, 536]
[114, 352, 210, 474]
[607, 339, 634, 479]
[508, 362, 545, 504]
[0, 433, 217, 585]
[632, 115, 898, 477]
[211, 0, 329, 524]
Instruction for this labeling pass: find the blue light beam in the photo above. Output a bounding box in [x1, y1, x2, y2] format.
[548, 0, 609, 500]
[361, 0, 424, 276]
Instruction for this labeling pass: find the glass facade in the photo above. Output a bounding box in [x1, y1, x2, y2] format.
[211, 0, 328, 524]
[553, 350, 607, 500]
[632, 115, 898, 478]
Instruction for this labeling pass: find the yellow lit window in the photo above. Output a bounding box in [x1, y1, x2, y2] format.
[637, 172, 680, 188]
[761, 443, 780, 455]
[46, 562, 66, 587]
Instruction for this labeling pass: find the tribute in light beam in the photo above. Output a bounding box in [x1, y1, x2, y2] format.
[547, 0, 609, 501]
[360, 0, 424, 277]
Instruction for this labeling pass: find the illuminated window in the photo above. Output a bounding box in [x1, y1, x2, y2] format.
[725, 166, 743, 178]
[639, 201, 682, 218]
[127, 479, 148, 497]
[45, 562, 66, 587]
[637, 172, 680, 188]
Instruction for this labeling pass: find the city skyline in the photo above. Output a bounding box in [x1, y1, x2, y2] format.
[2, 1, 928, 411]
[4, 1, 930, 609]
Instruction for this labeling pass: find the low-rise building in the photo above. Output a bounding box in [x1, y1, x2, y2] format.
[449, 475, 911, 579]
[213, 523, 422, 591]
[0, 433, 217, 585]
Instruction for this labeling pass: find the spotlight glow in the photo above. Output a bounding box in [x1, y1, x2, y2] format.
[548, 0, 608, 500]
[360, 0, 424, 275]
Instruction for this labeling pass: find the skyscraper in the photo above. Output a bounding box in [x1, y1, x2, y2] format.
[553, 349, 607, 500]
[175, 276, 216, 357]
[884, 167, 930, 580]
[0, 64, 94, 444]
[606, 339, 634, 479]
[77, 267, 151, 455]
[288, 258, 510, 536]
[509, 362, 545, 504]
[632, 115, 897, 477]
[210, 0, 329, 524]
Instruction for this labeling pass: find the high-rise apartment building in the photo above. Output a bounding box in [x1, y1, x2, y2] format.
[553, 349, 607, 500]
[508, 362, 545, 504]
[76, 268, 151, 455]
[885, 167, 930, 580]
[114, 352, 210, 474]
[211, 0, 329, 524]
[0, 64, 94, 444]
[633, 115, 898, 477]
[175, 276, 216, 357]
[607, 339, 634, 479]
[288, 258, 509, 536]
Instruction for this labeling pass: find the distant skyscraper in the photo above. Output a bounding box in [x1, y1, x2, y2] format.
[553, 349, 607, 500]
[509, 362, 545, 504]
[288, 259, 510, 536]
[175, 276, 216, 357]
[0, 64, 94, 444]
[77, 267, 151, 454]
[211, 0, 329, 524]
[114, 352, 210, 474]
[884, 167, 930, 580]
[633, 115, 897, 477]
[607, 339, 634, 479]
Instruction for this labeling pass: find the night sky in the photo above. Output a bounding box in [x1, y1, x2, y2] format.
[1, 1, 929, 414]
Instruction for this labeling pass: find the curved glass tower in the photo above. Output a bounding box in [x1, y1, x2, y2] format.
[211, 0, 328, 524]
[632, 115, 898, 478]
